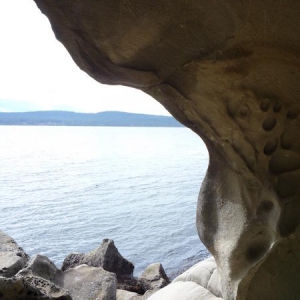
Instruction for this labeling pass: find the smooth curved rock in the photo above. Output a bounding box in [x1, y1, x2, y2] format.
[0, 230, 29, 277]
[31, 1, 300, 299]
[173, 257, 222, 298]
[116, 289, 157, 300]
[148, 281, 222, 300]
[147, 257, 222, 300]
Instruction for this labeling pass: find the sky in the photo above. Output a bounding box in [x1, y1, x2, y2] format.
[0, 0, 170, 115]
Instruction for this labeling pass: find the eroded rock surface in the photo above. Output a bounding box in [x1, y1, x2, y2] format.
[62, 239, 134, 278]
[18, 254, 63, 284]
[63, 265, 117, 300]
[0, 230, 29, 277]
[138, 263, 169, 292]
[0, 276, 71, 300]
[31, 1, 300, 299]
[21, 249, 119, 300]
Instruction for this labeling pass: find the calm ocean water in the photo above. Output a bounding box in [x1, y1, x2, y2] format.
[0, 126, 209, 278]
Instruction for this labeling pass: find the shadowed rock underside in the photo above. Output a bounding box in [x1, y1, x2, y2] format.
[31, 1, 300, 299]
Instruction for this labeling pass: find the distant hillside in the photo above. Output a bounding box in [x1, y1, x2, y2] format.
[0, 111, 183, 127]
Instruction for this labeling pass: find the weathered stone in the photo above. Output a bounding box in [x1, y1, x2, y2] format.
[30, 1, 300, 299]
[117, 276, 142, 294]
[138, 263, 169, 292]
[0, 275, 71, 300]
[62, 264, 117, 300]
[0, 230, 29, 277]
[61, 253, 84, 271]
[62, 239, 134, 279]
[17, 254, 63, 285]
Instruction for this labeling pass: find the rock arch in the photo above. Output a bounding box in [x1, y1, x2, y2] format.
[32, 1, 300, 299]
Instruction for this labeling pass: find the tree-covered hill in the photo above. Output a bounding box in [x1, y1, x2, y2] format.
[0, 111, 183, 127]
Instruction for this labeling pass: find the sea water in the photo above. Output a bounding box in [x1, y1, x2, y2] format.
[0, 126, 209, 277]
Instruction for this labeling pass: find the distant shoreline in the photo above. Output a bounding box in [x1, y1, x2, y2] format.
[0, 110, 183, 127]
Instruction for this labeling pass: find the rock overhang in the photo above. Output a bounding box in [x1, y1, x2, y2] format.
[30, 1, 300, 299]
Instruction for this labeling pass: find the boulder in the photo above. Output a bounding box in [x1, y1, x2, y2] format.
[0, 275, 71, 300]
[17, 254, 63, 285]
[0, 230, 29, 277]
[61, 253, 84, 271]
[62, 239, 134, 279]
[138, 263, 169, 292]
[14, 253, 117, 300]
[62, 264, 117, 300]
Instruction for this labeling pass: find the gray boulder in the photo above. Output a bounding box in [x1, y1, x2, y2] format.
[0, 230, 29, 277]
[62, 239, 134, 278]
[17, 254, 63, 285]
[0, 275, 72, 300]
[17, 254, 117, 300]
[62, 264, 117, 300]
[61, 253, 84, 271]
[138, 263, 169, 292]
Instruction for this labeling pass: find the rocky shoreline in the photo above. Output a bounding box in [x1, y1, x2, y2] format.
[0, 230, 223, 300]
[0, 230, 169, 300]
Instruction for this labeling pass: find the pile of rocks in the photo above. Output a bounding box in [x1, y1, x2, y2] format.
[0, 231, 169, 300]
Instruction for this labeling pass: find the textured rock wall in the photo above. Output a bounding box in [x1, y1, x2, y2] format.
[31, 1, 300, 299]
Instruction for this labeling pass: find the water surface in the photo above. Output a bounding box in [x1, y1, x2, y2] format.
[0, 126, 209, 277]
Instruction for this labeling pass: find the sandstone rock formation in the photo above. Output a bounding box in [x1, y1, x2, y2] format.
[148, 256, 222, 300]
[173, 257, 222, 298]
[31, 1, 300, 299]
[116, 289, 157, 300]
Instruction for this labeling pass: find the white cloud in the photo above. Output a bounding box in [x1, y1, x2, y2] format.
[0, 0, 170, 115]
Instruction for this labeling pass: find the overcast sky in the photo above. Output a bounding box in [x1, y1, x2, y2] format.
[0, 0, 169, 115]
